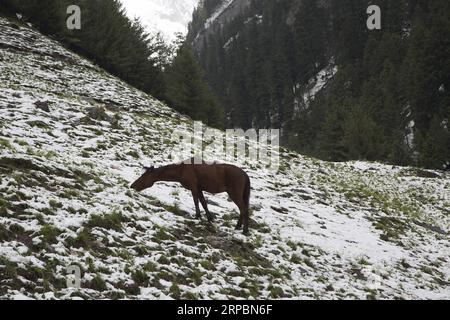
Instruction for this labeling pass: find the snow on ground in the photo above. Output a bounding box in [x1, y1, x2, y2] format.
[0, 17, 449, 300]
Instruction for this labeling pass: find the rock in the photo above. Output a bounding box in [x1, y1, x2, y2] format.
[27, 120, 49, 128]
[298, 193, 313, 201]
[413, 220, 447, 235]
[401, 168, 441, 179]
[271, 206, 289, 214]
[34, 101, 51, 112]
[86, 106, 112, 122]
[414, 169, 441, 179]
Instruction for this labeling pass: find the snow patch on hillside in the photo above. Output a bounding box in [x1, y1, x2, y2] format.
[205, 0, 235, 28]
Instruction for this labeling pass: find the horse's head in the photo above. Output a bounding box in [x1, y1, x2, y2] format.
[130, 166, 156, 192]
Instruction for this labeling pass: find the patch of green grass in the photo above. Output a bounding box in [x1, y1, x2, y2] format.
[325, 284, 335, 292]
[108, 291, 125, 300]
[66, 228, 96, 249]
[67, 206, 78, 215]
[373, 216, 407, 241]
[49, 200, 63, 209]
[303, 258, 314, 268]
[86, 211, 128, 231]
[90, 128, 104, 136]
[15, 139, 29, 147]
[358, 256, 371, 266]
[88, 275, 108, 292]
[153, 227, 174, 242]
[200, 259, 216, 271]
[290, 255, 302, 264]
[239, 280, 261, 298]
[0, 257, 18, 279]
[186, 269, 204, 286]
[331, 175, 422, 220]
[27, 147, 58, 160]
[40, 225, 61, 244]
[61, 188, 80, 199]
[143, 261, 158, 273]
[0, 138, 12, 149]
[117, 249, 133, 261]
[133, 245, 148, 256]
[41, 207, 56, 216]
[287, 240, 298, 250]
[421, 265, 434, 275]
[268, 285, 284, 298]
[182, 291, 198, 300]
[170, 282, 181, 299]
[81, 150, 90, 158]
[162, 203, 186, 217]
[27, 120, 50, 129]
[117, 281, 140, 296]
[158, 255, 170, 265]
[0, 224, 11, 241]
[154, 270, 173, 285]
[126, 150, 140, 159]
[219, 287, 249, 298]
[9, 223, 25, 233]
[0, 198, 11, 217]
[131, 269, 149, 286]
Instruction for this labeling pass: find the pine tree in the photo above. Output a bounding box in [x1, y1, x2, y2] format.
[165, 43, 224, 128]
[342, 105, 386, 161]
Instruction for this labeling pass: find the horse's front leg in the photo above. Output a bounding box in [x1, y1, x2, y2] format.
[191, 189, 202, 220]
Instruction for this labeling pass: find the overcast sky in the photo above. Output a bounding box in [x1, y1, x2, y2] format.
[120, 0, 199, 41]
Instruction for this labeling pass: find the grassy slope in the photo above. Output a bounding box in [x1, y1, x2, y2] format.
[0, 17, 449, 300]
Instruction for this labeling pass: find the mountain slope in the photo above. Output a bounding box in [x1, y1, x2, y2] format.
[188, 0, 450, 170]
[0, 17, 449, 300]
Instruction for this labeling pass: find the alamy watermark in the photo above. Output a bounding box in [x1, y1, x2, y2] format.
[367, 5, 381, 30]
[66, 265, 81, 289]
[167, 122, 280, 172]
[65, 4, 381, 31]
[66, 5, 81, 30]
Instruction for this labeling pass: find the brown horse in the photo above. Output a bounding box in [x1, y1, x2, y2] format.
[130, 161, 251, 234]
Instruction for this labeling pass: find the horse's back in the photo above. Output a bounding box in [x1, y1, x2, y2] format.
[189, 163, 248, 194]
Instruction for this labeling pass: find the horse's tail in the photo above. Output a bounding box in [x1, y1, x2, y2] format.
[243, 174, 251, 210]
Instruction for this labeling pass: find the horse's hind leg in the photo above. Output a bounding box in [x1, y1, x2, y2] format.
[235, 211, 243, 230]
[228, 191, 244, 231]
[230, 196, 250, 235]
[198, 190, 214, 223]
[242, 208, 249, 235]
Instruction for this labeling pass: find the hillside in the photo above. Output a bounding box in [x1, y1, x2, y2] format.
[0, 16, 449, 300]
